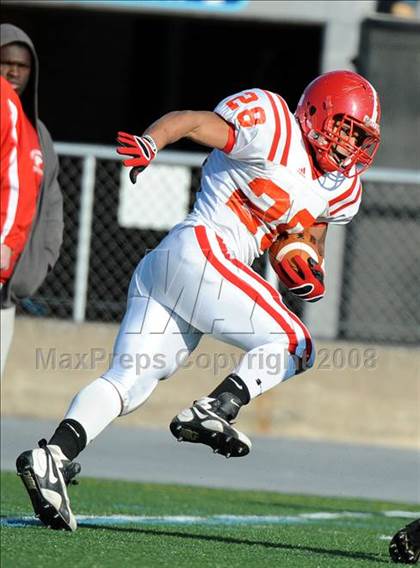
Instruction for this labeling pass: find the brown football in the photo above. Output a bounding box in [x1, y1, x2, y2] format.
[269, 229, 322, 273]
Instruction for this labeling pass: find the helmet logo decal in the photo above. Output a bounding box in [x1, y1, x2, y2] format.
[363, 114, 380, 133]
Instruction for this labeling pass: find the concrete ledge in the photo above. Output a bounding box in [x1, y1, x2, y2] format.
[1, 317, 419, 449]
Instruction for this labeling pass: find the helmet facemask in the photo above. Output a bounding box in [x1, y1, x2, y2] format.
[308, 113, 380, 176]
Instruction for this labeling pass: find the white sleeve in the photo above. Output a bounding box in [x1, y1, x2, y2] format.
[214, 88, 277, 162]
[317, 181, 363, 225]
[317, 207, 359, 225]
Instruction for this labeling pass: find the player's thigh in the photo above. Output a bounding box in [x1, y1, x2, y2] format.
[134, 224, 268, 342]
[104, 291, 202, 386]
[133, 224, 312, 363]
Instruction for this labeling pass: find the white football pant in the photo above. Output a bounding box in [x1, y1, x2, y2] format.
[100, 224, 315, 415]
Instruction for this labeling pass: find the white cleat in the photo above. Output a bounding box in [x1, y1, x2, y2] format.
[16, 439, 78, 531]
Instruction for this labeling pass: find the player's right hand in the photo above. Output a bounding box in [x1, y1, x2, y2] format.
[276, 256, 325, 303]
[116, 132, 157, 184]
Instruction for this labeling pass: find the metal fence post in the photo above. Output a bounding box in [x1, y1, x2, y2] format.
[73, 155, 96, 323]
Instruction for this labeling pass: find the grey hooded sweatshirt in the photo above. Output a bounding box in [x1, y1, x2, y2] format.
[1, 24, 64, 307]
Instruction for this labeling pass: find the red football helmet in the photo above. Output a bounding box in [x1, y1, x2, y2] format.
[295, 70, 381, 176]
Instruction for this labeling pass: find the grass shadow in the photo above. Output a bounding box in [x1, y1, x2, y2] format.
[82, 523, 388, 563]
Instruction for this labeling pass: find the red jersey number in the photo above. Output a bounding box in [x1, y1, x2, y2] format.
[226, 178, 316, 251]
[226, 91, 266, 128]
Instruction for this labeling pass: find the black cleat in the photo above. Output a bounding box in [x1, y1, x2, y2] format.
[62, 461, 81, 486]
[170, 394, 251, 458]
[16, 439, 79, 531]
[389, 519, 420, 564]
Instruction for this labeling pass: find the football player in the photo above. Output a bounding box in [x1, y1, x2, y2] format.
[16, 70, 381, 531]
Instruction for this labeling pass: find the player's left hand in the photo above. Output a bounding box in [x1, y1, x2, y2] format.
[276, 256, 325, 302]
[116, 132, 157, 184]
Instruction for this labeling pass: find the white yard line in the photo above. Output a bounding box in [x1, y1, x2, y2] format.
[1, 510, 418, 529]
[383, 510, 420, 518]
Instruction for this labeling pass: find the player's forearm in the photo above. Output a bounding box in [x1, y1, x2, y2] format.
[143, 111, 195, 149]
[144, 110, 229, 151]
[308, 222, 328, 258]
[116, 110, 231, 183]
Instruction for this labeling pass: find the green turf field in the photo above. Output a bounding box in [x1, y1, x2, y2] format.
[1, 471, 418, 567]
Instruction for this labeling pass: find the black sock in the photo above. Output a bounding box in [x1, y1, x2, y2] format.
[209, 373, 250, 406]
[49, 419, 87, 461]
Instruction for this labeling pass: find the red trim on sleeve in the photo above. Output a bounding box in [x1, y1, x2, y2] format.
[329, 184, 362, 216]
[328, 177, 359, 207]
[222, 122, 236, 153]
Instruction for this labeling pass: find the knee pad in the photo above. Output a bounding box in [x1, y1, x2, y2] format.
[102, 371, 159, 416]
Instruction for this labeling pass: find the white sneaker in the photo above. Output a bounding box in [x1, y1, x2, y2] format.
[16, 439, 79, 531]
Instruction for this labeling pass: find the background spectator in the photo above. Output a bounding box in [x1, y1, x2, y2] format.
[0, 23, 63, 379]
[377, 0, 419, 18]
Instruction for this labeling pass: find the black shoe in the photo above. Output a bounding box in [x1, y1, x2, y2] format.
[62, 461, 81, 486]
[16, 439, 79, 531]
[170, 394, 251, 458]
[389, 519, 420, 564]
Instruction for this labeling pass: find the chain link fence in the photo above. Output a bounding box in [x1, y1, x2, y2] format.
[18, 144, 420, 346]
[340, 175, 420, 344]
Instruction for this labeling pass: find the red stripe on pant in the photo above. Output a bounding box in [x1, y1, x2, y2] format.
[194, 225, 299, 355]
[215, 235, 313, 362]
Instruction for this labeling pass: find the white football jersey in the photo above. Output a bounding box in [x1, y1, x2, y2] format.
[184, 88, 363, 265]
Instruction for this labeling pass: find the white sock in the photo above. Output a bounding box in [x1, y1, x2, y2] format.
[64, 378, 122, 444]
[232, 342, 297, 399]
